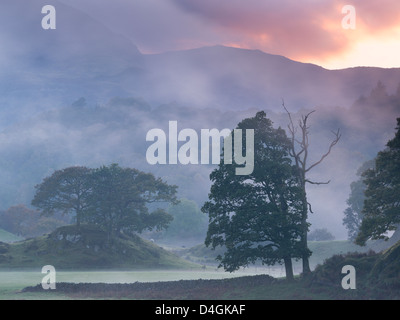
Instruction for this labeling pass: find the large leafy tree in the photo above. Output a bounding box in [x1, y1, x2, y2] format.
[31, 164, 178, 241]
[85, 164, 178, 240]
[356, 118, 400, 245]
[202, 111, 306, 281]
[31, 166, 92, 227]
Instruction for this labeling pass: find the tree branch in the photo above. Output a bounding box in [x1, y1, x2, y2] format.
[307, 202, 314, 214]
[305, 128, 341, 173]
[283, 100, 306, 165]
[305, 179, 331, 185]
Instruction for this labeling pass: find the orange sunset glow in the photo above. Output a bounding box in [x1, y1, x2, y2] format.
[196, 0, 400, 69]
[59, 0, 400, 70]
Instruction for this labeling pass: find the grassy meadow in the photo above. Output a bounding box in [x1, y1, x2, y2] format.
[0, 229, 22, 243]
[0, 268, 273, 299]
[0, 235, 389, 300]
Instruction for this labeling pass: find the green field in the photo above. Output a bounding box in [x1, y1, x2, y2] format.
[0, 268, 270, 300]
[0, 237, 395, 300]
[0, 229, 22, 243]
[179, 239, 386, 271]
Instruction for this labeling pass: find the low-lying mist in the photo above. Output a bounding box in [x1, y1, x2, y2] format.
[0, 81, 398, 240]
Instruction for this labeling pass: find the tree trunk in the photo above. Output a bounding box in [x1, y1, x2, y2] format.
[76, 211, 81, 228]
[283, 257, 294, 282]
[300, 185, 311, 275]
[301, 233, 311, 275]
[284, 106, 340, 276]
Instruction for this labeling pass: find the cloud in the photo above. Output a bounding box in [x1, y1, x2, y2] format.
[57, 0, 220, 53]
[171, 0, 400, 63]
[170, 1, 343, 57]
[355, 0, 400, 31]
[55, 0, 400, 67]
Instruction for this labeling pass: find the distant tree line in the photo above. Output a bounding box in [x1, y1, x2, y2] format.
[308, 228, 335, 241]
[164, 199, 208, 240]
[0, 204, 67, 238]
[342, 160, 375, 240]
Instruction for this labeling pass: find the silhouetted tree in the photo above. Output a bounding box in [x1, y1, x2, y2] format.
[284, 103, 341, 274]
[32, 164, 178, 241]
[84, 164, 178, 241]
[202, 112, 306, 281]
[356, 118, 400, 245]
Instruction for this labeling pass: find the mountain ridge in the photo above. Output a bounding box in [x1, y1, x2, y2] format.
[1, 0, 400, 120]
[140, 44, 400, 111]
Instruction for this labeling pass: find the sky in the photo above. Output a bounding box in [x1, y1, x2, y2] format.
[58, 0, 400, 70]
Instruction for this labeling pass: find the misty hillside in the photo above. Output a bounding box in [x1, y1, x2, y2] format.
[142, 45, 400, 111]
[1, 0, 400, 127]
[0, 0, 143, 126]
[0, 0, 400, 239]
[0, 83, 399, 240]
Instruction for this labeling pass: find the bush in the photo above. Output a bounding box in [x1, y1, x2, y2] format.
[308, 228, 335, 241]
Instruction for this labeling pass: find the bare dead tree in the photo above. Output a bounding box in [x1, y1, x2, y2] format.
[283, 101, 341, 275]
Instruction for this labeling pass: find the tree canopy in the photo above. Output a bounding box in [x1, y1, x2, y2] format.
[84, 164, 177, 239]
[31, 166, 92, 227]
[31, 164, 178, 241]
[202, 111, 306, 281]
[356, 118, 400, 245]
